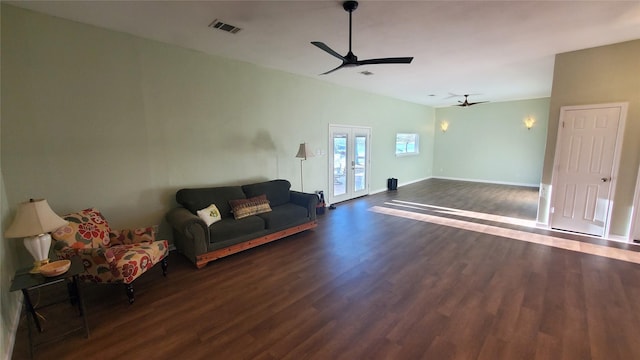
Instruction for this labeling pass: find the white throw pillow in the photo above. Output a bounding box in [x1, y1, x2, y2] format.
[197, 204, 222, 226]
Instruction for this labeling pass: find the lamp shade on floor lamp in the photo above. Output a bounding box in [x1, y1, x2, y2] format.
[295, 143, 314, 192]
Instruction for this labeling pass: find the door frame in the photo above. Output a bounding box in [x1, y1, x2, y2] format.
[327, 124, 372, 206]
[629, 162, 640, 242]
[549, 102, 628, 238]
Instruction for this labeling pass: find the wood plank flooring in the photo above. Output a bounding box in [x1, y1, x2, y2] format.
[11, 179, 640, 359]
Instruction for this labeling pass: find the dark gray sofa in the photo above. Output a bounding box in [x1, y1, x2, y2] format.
[166, 179, 318, 268]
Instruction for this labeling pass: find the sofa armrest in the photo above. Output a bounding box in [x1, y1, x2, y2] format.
[166, 207, 209, 264]
[290, 191, 319, 220]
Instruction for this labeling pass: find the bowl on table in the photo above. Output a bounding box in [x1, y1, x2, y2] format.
[39, 260, 71, 277]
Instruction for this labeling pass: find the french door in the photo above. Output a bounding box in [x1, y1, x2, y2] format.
[329, 125, 371, 205]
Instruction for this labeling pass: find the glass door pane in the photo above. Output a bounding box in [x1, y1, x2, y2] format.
[333, 134, 347, 197]
[354, 135, 367, 192]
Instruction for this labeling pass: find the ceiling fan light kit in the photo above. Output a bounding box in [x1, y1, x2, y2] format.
[311, 1, 414, 75]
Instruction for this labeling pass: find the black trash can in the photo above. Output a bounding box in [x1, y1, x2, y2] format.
[387, 178, 398, 191]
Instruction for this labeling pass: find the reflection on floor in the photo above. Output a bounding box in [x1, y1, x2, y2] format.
[387, 200, 536, 227]
[370, 200, 640, 265]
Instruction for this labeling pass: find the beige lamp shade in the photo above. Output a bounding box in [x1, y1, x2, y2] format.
[295, 143, 314, 160]
[5, 199, 68, 273]
[295, 143, 314, 192]
[5, 199, 68, 238]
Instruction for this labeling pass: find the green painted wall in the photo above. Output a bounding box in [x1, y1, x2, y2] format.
[1, 4, 433, 228]
[434, 98, 550, 186]
[1, 5, 22, 358]
[0, 6, 435, 356]
[0, 171, 22, 360]
[538, 40, 640, 237]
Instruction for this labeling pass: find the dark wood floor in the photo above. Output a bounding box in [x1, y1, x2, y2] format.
[12, 179, 640, 359]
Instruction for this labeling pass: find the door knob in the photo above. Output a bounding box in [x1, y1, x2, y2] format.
[601, 177, 610, 182]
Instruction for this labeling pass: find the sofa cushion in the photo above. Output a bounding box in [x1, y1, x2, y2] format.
[257, 203, 308, 230]
[177, 186, 245, 219]
[242, 179, 291, 207]
[229, 195, 272, 220]
[209, 216, 265, 243]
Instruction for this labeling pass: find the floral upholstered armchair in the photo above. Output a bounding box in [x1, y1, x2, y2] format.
[52, 208, 168, 304]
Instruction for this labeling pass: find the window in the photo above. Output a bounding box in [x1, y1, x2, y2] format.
[395, 133, 419, 156]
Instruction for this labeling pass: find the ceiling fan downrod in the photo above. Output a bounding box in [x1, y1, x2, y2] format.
[344, 1, 358, 54]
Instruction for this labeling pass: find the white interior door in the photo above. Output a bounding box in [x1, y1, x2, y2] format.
[550, 103, 627, 237]
[329, 125, 371, 205]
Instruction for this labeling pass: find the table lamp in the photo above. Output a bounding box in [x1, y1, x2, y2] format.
[5, 199, 68, 273]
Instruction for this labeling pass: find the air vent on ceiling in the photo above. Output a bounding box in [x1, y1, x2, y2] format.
[208, 19, 242, 34]
[360, 70, 374, 76]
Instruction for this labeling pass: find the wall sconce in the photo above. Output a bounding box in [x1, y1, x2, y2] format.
[440, 120, 449, 133]
[523, 117, 535, 130]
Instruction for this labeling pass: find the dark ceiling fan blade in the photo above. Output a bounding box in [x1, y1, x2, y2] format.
[453, 95, 488, 107]
[357, 57, 414, 65]
[320, 63, 348, 75]
[311, 1, 413, 75]
[454, 96, 470, 107]
[311, 41, 346, 61]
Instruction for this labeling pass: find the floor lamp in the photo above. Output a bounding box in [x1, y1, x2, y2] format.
[295, 143, 314, 192]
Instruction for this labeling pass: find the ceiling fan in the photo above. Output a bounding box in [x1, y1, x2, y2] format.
[454, 94, 488, 107]
[311, 1, 414, 75]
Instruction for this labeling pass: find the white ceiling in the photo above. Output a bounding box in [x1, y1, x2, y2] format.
[8, 1, 640, 107]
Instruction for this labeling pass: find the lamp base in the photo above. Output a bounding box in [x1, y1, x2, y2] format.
[23, 234, 52, 274]
[30, 259, 50, 274]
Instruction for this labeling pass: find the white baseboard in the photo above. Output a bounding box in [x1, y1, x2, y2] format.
[535, 221, 549, 228]
[370, 176, 433, 195]
[607, 234, 634, 244]
[534, 224, 637, 245]
[357, 175, 533, 199]
[432, 176, 539, 188]
[399, 177, 432, 188]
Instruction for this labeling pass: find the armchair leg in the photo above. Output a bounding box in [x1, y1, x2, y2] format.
[161, 257, 168, 277]
[125, 283, 135, 304]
